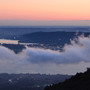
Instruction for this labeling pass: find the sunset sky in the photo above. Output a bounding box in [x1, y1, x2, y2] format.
[0, 0, 90, 26]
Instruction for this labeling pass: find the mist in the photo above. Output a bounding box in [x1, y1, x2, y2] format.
[0, 20, 90, 26]
[0, 36, 90, 74]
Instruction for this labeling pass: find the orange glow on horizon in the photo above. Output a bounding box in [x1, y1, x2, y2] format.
[0, 0, 90, 20]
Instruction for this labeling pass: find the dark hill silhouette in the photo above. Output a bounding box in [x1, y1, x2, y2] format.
[44, 69, 90, 90]
[19, 31, 90, 46]
[0, 44, 26, 54]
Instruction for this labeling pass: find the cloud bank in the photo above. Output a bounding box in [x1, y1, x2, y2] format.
[24, 36, 90, 64]
[0, 36, 90, 74]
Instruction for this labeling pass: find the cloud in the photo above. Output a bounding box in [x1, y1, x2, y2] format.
[0, 35, 90, 74]
[24, 36, 90, 64]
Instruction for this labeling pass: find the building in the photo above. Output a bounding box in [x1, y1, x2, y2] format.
[0, 39, 19, 44]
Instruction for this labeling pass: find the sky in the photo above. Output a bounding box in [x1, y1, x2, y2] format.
[0, 0, 90, 26]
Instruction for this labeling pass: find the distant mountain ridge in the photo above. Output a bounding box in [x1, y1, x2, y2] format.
[1, 31, 90, 54]
[19, 31, 90, 46]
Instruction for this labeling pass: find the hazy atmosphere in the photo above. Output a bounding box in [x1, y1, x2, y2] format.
[0, 0, 90, 26]
[0, 20, 90, 26]
[0, 0, 90, 90]
[0, 36, 90, 75]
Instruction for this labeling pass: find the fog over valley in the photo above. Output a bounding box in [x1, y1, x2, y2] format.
[0, 35, 90, 75]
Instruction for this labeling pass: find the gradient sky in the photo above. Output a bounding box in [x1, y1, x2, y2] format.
[0, 0, 90, 26]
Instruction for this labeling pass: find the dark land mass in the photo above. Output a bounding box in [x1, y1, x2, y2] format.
[44, 69, 90, 90]
[0, 44, 26, 54]
[19, 31, 90, 46]
[0, 31, 90, 53]
[0, 73, 70, 90]
[0, 26, 90, 36]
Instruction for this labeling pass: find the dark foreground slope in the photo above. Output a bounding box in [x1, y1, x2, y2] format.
[44, 69, 90, 90]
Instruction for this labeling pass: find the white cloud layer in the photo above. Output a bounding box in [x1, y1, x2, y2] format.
[0, 36, 90, 74]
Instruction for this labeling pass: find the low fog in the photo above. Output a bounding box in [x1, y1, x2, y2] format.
[0, 36, 90, 75]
